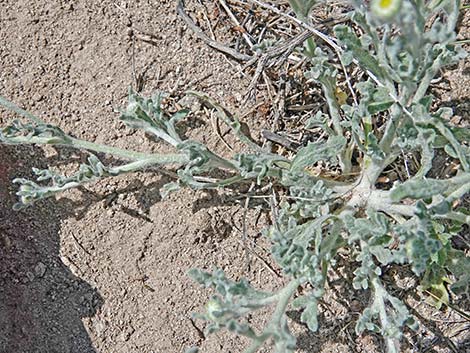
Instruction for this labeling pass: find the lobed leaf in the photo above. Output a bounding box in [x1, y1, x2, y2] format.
[390, 178, 447, 202]
[290, 136, 346, 172]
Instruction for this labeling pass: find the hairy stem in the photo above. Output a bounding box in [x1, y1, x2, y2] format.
[433, 211, 470, 225]
[368, 190, 416, 217]
[187, 91, 262, 152]
[445, 181, 470, 204]
[320, 81, 352, 173]
[379, 104, 402, 154]
[5, 133, 188, 164]
[244, 278, 302, 353]
[0, 95, 188, 163]
[71, 137, 185, 162]
[430, 119, 470, 171]
[371, 276, 400, 353]
[0, 95, 43, 125]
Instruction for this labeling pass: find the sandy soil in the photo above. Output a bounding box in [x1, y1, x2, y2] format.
[1, 1, 469, 353]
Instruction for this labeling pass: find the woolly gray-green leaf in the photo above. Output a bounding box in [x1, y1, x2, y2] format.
[334, 25, 385, 80]
[290, 136, 346, 172]
[390, 178, 447, 202]
[300, 298, 319, 332]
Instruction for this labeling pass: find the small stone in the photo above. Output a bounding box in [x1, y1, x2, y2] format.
[94, 319, 107, 337]
[120, 326, 135, 341]
[34, 262, 46, 277]
[0, 233, 11, 249]
[26, 271, 35, 282]
[199, 190, 213, 201]
[32, 93, 43, 102]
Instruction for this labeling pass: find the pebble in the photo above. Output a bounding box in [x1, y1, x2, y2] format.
[26, 271, 35, 282]
[94, 319, 107, 337]
[199, 190, 213, 201]
[32, 92, 43, 102]
[120, 326, 135, 342]
[34, 262, 47, 277]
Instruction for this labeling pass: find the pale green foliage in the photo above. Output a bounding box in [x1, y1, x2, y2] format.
[1, 1, 469, 353]
[120, 90, 189, 147]
[13, 155, 112, 210]
[287, 0, 317, 20]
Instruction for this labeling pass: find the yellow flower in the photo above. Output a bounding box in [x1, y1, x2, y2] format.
[371, 0, 402, 20]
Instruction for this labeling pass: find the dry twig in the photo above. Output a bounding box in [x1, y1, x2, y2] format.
[177, 0, 253, 61]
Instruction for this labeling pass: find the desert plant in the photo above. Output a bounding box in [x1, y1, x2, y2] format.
[1, 1, 469, 352]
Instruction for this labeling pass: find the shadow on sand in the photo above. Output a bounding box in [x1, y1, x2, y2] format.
[0, 144, 103, 353]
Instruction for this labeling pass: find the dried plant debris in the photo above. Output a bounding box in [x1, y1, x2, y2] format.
[1, 1, 469, 353]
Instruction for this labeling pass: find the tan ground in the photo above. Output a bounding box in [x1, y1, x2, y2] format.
[1, 1, 469, 352]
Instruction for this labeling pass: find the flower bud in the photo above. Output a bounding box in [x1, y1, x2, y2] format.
[371, 0, 402, 20]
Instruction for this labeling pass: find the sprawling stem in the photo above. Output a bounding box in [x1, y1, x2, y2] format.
[445, 181, 470, 204]
[244, 278, 302, 353]
[412, 58, 441, 104]
[72, 137, 185, 162]
[0, 94, 187, 163]
[434, 211, 470, 224]
[32, 157, 180, 193]
[430, 119, 470, 171]
[318, 80, 353, 174]
[368, 190, 416, 217]
[4, 133, 189, 164]
[187, 91, 262, 152]
[370, 276, 400, 353]
[379, 104, 402, 154]
[0, 95, 43, 124]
